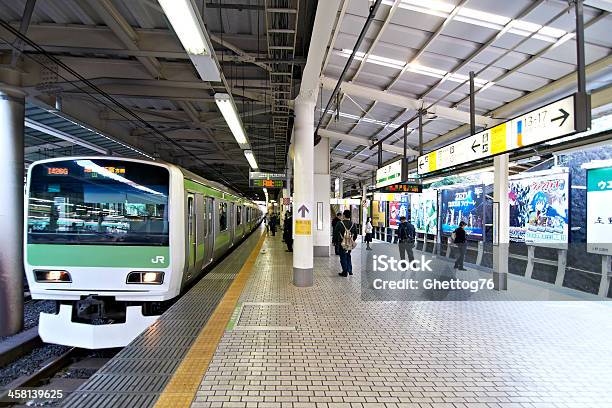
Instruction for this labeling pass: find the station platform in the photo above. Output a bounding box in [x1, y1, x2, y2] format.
[65, 230, 612, 408]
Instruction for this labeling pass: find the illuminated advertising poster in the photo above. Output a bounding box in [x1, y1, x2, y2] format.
[587, 167, 612, 255]
[388, 198, 409, 229]
[371, 200, 386, 228]
[441, 185, 484, 240]
[508, 170, 569, 245]
[410, 190, 438, 235]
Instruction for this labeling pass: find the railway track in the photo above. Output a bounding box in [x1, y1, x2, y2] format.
[0, 347, 117, 407]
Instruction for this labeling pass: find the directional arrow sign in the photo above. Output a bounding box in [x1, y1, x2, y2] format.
[297, 204, 309, 218]
[471, 139, 480, 153]
[418, 93, 585, 175]
[551, 108, 569, 127]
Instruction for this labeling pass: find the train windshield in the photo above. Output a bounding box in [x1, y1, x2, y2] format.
[27, 159, 170, 246]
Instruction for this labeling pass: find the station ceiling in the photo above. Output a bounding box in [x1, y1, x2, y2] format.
[0, 0, 316, 196]
[317, 0, 612, 184]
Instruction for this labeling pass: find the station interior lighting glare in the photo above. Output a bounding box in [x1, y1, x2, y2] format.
[244, 150, 258, 170]
[380, 0, 568, 43]
[158, 0, 210, 55]
[214, 93, 250, 148]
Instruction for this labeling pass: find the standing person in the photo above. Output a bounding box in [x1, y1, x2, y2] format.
[397, 216, 416, 262]
[333, 209, 358, 277]
[283, 211, 293, 252]
[453, 221, 467, 271]
[269, 213, 277, 236]
[331, 212, 342, 255]
[364, 217, 373, 250]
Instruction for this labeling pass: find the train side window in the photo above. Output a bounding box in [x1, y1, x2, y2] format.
[237, 206, 242, 226]
[219, 202, 227, 231]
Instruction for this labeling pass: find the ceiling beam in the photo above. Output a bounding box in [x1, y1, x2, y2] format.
[318, 128, 418, 157]
[209, 34, 270, 72]
[25, 118, 108, 154]
[331, 155, 377, 170]
[85, 0, 162, 79]
[320, 76, 493, 127]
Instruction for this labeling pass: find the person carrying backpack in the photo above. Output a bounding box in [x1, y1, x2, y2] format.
[333, 209, 358, 277]
[397, 216, 416, 262]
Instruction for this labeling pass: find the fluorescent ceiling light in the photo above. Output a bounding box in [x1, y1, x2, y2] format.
[214, 93, 249, 148]
[244, 150, 258, 170]
[381, 0, 567, 43]
[159, 0, 221, 82]
[158, 0, 209, 55]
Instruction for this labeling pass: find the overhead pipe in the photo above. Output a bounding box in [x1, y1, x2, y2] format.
[314, 0, 382, 145]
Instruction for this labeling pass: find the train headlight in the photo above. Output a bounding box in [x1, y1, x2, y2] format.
[127, 271, 164, 284]
[34, 270, 72, 283]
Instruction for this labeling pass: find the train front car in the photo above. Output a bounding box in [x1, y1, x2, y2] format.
[25, 157, 184, 349]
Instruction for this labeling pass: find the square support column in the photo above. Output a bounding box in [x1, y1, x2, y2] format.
[314, 137, 330, 257]
[292, 90, 316, 286]
[493, 154, 509, 290]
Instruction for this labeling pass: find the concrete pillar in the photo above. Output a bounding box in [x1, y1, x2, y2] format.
[313, 137, 330, 257]
[0, 71, 25, 336]
[292, 90, 316, 286]
[493, 154, 509, 290]
[338, 177, 344, 198]
[361, 185, 367, 236]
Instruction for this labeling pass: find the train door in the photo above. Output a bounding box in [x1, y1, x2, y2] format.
[229, 202, 235, 246]
[187, 194, 196, 271]
[195, 193, 205, 271]
[204, 197, 215, 266]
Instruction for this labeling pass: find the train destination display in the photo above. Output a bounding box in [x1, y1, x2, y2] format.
[418, 94, 580, 175]
[508, 170, 569, 246]
[379, 183, 422, 193]
[249, 171, 286, 188]
[587, 166, 612, 255]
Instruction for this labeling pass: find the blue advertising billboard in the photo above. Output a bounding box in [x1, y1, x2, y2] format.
[441, 185, 484, 240]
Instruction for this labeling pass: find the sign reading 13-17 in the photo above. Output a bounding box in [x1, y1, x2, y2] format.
[418, 94, 581, 175]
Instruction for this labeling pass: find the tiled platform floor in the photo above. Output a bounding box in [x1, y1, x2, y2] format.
[192, 235, 612, 408]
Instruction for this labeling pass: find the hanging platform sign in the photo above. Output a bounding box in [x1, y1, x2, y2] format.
[376, 158, 408, 188]
[249, 172, 286, 188]
[418, 93, 590, 175]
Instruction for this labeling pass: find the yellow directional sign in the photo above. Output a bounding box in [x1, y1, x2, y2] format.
[418, 94, 580, 175]
[295, 220, 311, 235]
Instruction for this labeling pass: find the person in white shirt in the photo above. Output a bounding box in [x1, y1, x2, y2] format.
[364, 217, 373, 250]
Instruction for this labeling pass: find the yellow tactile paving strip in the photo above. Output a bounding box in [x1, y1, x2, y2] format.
[154, 231, 267, 408]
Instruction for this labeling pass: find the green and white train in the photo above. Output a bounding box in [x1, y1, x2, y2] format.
[24, 157, 262, 348]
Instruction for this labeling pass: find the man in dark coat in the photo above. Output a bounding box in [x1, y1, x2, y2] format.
[283, 211, 293, 252]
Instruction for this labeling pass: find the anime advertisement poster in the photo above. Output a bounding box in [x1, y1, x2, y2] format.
[441, 185, 484, 240]
[410, 190, 438, 235]
[388, 199, 409, 229]
[508, 170, 569, 246]
[587, 167, 612, 255]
